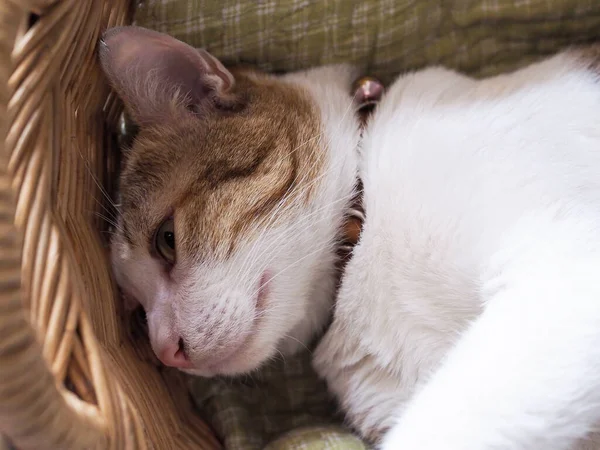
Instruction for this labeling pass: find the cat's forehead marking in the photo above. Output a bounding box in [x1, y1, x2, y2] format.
[119, 71, 324, 259]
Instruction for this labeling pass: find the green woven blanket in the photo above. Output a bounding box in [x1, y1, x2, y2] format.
[188, 342, 367, 449]
[134, 1, 600, 448]
[136, 0, 600, 85]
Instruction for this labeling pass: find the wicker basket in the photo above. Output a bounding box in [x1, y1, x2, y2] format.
[0, 2, 221, 449]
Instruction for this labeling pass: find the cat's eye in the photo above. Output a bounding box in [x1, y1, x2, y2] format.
[155, 217, 176, 264]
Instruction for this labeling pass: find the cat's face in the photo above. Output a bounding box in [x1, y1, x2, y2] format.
[101, 26, 344, 376]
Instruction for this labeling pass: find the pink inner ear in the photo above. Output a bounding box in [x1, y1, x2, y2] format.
[99, 26, 235, 127]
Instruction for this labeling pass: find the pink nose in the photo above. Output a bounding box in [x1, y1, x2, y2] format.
[157, 338, 192, 369]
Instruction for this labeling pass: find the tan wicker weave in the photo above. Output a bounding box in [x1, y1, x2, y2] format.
[0, 2, 221, 449]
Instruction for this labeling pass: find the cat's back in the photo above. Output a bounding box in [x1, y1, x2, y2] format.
[364, 52, 600, 245]
[357, 50, 600, 359]
[366, 54, 600, 281]
[347, 55, 600, 354]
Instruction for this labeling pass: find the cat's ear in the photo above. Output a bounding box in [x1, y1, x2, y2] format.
[99, 26, 237, 127]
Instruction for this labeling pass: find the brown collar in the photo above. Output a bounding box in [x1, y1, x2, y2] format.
[336, 76, 384, 272]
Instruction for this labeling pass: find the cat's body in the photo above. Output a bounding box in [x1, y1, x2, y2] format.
[314, 51, 600, 450]
[101, 26, 600, 449]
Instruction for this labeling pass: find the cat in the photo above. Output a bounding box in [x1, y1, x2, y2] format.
[100, 26, 600, 449]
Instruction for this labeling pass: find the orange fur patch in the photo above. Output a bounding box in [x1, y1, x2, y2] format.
[119, 68, 324, 261]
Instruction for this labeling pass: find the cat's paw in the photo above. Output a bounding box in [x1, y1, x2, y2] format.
[313, 325, 402, 445]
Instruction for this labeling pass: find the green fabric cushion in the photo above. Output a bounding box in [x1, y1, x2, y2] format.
[135, 0, 600, 84]
[188, 345, 368, 450]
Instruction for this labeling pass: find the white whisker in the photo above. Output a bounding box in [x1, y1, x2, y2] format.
[75, 145, 120, 214]
[94, 211, 125, 233]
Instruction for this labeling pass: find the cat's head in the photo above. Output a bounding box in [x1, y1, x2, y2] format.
[99, 26, 359, 377]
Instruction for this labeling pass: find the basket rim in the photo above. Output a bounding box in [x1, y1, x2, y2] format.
[0, 2, 222, 448]
[0, 2, 115, 448]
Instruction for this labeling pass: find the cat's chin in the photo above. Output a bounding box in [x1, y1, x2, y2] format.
[181, 337, 279, 378]
[182, 358, 268, 378]
[182, 366, 224, 378]
[182, 358, 250, 378]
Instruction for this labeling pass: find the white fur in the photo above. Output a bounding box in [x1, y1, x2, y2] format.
[313, 51, 600, 449]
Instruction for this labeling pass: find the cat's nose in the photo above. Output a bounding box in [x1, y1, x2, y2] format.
[157, 337, 192, 368]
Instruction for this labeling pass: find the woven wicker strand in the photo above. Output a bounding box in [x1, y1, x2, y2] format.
[0, 1, 221, 449]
